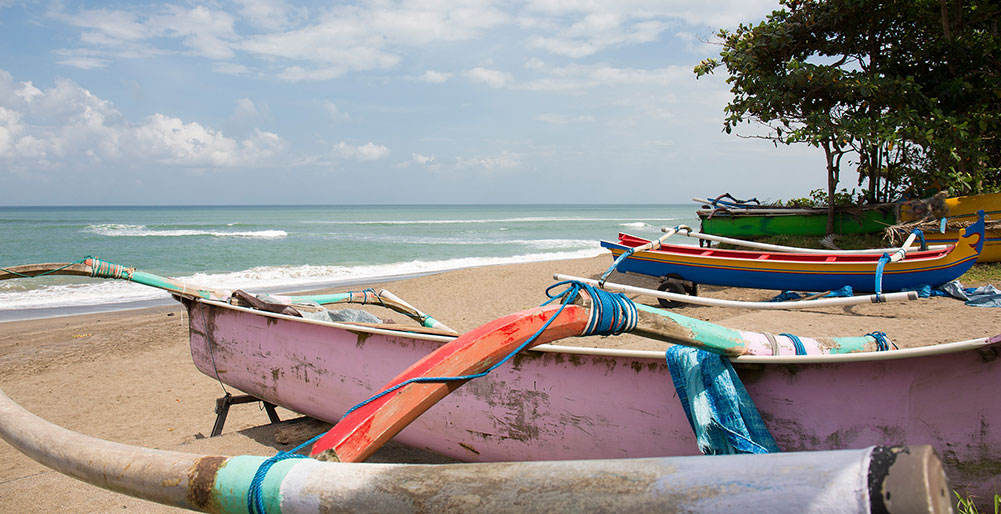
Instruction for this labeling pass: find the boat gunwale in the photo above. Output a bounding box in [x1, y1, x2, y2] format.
[192, 298, 1001, 365]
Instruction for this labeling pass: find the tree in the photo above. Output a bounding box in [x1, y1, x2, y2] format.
[696, 0, 1000, 233]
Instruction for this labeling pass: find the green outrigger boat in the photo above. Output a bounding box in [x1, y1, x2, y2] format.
[695, 195, 897, 238]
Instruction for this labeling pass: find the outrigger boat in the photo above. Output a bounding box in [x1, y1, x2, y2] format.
[600, 211, 985, 295]
[0, 256, 998, 508]
[897, 191, 1001, 263]
[695, 194, 897, 237]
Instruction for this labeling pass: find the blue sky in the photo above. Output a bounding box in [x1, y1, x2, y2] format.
[0, 1, 835, 206]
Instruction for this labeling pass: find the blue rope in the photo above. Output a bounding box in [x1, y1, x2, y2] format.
[911, 229, 927, 251]
[866, 331, 897, 352]
[778, 333, 807, 355]
[874, 252, 891, 298]
[246, 280, 637, 514]
[599, 248, 634, 285]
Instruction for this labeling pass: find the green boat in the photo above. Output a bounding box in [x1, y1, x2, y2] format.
[695, 195, 897, 237]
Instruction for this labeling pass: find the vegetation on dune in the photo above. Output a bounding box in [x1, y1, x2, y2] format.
[695, 0, 1000, 233]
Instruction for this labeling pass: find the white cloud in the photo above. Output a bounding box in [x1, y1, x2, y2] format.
[411, 152, 439, 168]
[455, 151, 522, 173]
[320, 101, 349, 121]
[465, 67, 511, 88]
[333, 141, 390, 161]
[15, 82, 42, 103]
[235, 0, 304, 31]
[521, 1, 779, 29]
[0, 70, 283, 169]
[535, 113, 595, 124]
[55, 56, 110, 70]
[418, 70, 451, 84]
[527, 13, 667, 58]
[148, 6, 238, 59]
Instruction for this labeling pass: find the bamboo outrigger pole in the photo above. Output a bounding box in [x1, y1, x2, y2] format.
[556, 274, 919, 310]
[0, 257, 455, 332]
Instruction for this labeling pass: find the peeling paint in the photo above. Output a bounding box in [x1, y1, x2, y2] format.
[186, 455, 226, 511]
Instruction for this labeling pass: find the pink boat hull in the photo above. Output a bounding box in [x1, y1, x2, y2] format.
[185, 299, 1001, 499]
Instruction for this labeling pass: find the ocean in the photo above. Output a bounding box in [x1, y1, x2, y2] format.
[0, 204, 698, 321]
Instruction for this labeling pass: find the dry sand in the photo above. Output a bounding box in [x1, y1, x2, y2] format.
[1, 255, 998, 512]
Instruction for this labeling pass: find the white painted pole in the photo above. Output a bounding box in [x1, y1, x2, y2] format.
[672, 227, 943, 255]
[554, 274, 919, 310]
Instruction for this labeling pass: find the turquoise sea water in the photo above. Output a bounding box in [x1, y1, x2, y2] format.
[0, 204, 698, 320]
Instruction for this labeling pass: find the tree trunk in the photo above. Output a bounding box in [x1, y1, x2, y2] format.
[821, 139, 842, 235]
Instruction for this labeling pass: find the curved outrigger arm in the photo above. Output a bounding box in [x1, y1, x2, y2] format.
[0, 387, 948, 513]
[0, 257, 454, 333]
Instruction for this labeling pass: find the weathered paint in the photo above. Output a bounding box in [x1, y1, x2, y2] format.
[185, 299, 1001, 504]
[635, 304, 748, 355]
[636, 304, 886, 356]
[0, 385, 954, 514]
[309, 303, 591, 462]
[209, 455, 301, 514]
[828, 336, 870, 354]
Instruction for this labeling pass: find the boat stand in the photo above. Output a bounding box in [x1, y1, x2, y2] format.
[210, 392, 281, 437]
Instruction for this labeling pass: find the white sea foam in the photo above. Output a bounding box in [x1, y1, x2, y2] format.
[305, 217, 679, 225]
[85, 224, 286, 239]
[0, 248, 606, 311]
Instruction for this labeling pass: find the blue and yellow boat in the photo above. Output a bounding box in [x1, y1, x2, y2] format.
[600, 212, 985, 293]
[898, 191, 1001, 263]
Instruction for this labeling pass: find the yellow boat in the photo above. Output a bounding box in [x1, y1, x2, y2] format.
[899, 191, 1001, 263]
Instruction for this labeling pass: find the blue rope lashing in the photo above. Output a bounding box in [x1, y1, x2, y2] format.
[778, 333, 808, 355]
[867, 331, 897, 352]
[874, 252, 891, 299]
[911, 229, 927, 251]
[246, 280, 641, 513]
[247, 447, 311, 514]
[599, 248, 634, 286]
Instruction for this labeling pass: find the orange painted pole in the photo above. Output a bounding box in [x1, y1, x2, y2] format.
[309, 302, 591, 462]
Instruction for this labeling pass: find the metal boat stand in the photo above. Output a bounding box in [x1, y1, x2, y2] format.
[210, 392, 281, 437]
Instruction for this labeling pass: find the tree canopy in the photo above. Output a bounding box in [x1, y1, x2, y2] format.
[696, 0, 1000, 222]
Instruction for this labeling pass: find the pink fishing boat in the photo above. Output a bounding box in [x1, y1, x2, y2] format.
[180, 295, 1001, 500]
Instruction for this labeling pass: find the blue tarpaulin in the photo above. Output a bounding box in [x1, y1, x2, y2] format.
[665, 346, 780, 455]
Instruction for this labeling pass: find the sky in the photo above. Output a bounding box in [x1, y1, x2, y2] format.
[0, 0, 840, 206]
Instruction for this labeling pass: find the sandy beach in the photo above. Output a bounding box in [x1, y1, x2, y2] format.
[1, 255, 998, 512]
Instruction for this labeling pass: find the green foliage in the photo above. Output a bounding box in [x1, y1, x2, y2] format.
[696, 0, 1001, 202]
[779, 188, 863, 207]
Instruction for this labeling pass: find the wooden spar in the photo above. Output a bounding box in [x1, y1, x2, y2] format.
[674, 227, 945, 255]
[0, 258, 450, 330]
[374, 289, 456, 333]
[0, 387, 952, 514]
[309, 300, 593, 462]
[556, 274, 919, 310]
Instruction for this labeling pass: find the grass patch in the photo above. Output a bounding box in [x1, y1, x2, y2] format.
[955, 490, 1000, 514]
[961, 262, 1001, 286]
